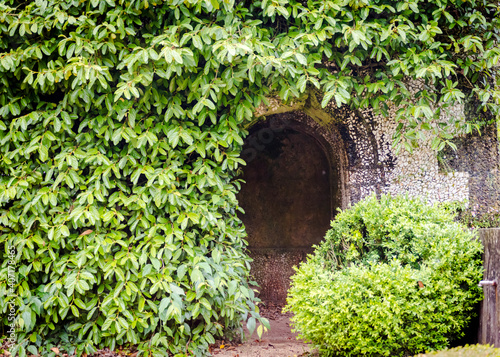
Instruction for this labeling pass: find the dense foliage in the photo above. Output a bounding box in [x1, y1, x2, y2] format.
[285, 194, 483, 357]
[0, 0, 498, 356]
[414, 345, 500, 357]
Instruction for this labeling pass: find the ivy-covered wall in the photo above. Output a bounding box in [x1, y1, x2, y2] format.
[2, 0, 500, 354]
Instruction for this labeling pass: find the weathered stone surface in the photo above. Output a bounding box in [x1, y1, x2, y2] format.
[239, 91, 499, 303]
[253, 84, 499, 213]
[248, 248, 313, 303]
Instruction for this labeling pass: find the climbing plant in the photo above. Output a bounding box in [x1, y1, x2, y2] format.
[0, 0, 499, 356]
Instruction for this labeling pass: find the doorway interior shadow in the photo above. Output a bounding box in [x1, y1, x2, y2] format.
[237, 115, 339, 303]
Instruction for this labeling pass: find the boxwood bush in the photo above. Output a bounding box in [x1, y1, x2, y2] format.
[285, 194, 484, 357]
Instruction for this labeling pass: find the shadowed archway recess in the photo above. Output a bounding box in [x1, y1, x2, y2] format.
[237, 115, 340, 302]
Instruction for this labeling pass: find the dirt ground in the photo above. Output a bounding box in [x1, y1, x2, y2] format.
[210, 303, 317, 357]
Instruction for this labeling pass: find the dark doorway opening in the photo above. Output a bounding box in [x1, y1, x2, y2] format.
[238, 118, 333, 302]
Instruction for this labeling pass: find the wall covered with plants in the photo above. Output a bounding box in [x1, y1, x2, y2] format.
[0, 0, 499, 356]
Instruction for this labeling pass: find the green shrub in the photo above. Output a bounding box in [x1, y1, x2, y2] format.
[0, 1, 275, 355]
[414, 345, 500, 357]
[285, 194, 483, 357]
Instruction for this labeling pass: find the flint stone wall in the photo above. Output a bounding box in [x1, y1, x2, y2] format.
[240, 88, 499, 302]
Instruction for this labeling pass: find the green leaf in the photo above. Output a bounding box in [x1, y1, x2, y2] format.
[190, 268, 203, 283]
[74, 298, 86, 309]
[39, 144, 49, 161]
[60, 225, 70, 237]
[295, 53, 307, 65]
[246, 317, 256, 336]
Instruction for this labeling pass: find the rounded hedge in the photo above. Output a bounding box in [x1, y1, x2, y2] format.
[285, 194, 484, 357]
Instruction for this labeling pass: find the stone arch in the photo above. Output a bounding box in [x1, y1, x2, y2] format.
[254, 111, 348, 212]
[237, 110, 350, 302]
[253, 91, 394, 208]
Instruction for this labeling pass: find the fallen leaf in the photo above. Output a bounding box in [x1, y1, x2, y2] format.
[79, 229, 93, 236]
[219, 345, 225, 349]
[418, 281, 424, 288]
[51, 347, 60, 354]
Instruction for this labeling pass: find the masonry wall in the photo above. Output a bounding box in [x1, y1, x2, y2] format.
[336, 109, 498, 214]
[304, 86, 500, 214]
[241, 89, 500, 303]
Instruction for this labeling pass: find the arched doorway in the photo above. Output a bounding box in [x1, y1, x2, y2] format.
[237, 116, 336, 302]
